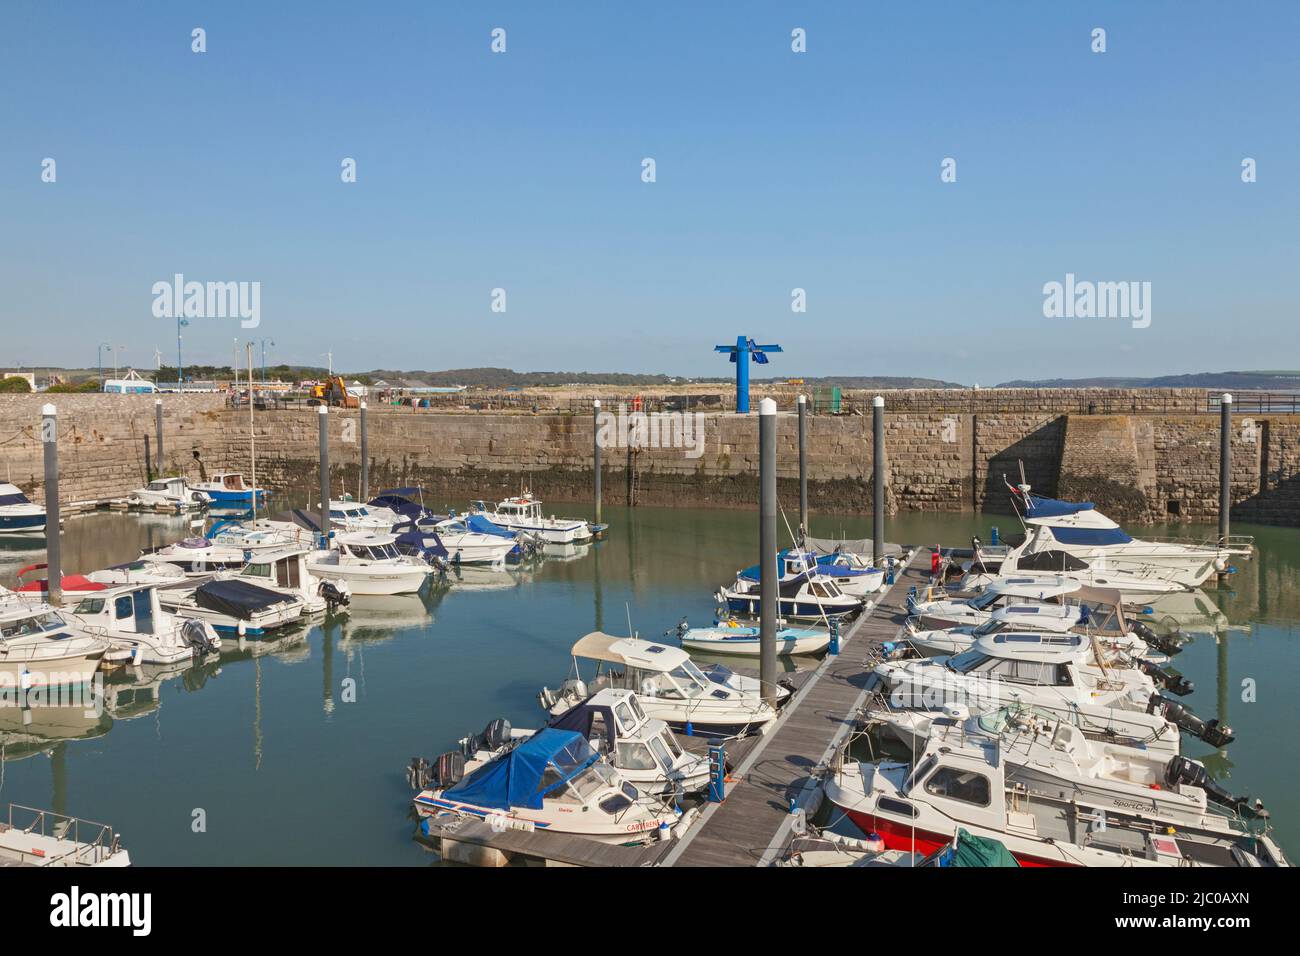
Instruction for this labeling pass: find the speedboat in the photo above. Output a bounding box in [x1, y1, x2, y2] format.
[191, 472, 269, 506]
[220, 546, 350, 615]
[674, 617, 830, 656]
[423, 689, 711, 797]
[538, 632, 785, 737]
[157, 578, 306, 636]
[0, 591, 109, 688]
[431, 515, 521, 565]
[306, 532, 432, 596]
[127, 476, 211, 511]
[144, 537, 253, 575]
[87, 559, 189, 588]
[0, 483, 49, 535]
[718, 571, 861, 621]
[411, 727, 680, 845]
[1003, 482, 1250, 589]
[825, 723, 1288, 867]
[62, 581, 221, 665]
[908, 576, 1082, 630]
[469, 492, 592, 544]
[738, 549, 883, 598]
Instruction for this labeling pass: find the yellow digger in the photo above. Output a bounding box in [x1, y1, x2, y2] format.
[308, 376, 359, 408]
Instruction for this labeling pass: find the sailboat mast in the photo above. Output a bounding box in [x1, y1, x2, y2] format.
[247, 343, 257, 523]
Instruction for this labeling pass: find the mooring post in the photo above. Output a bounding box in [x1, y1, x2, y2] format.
[873, 395, 885, 569]
[359, 401, 369, 502]
[1219, 392, 1232, 550]
[318, 405, 330, 548]
[593, 399, 602, 526]
[797, 393, 808, 542]
[42, 403, 61, 606]
[155, 397, 164, 475]
[759, 397, 778, 707]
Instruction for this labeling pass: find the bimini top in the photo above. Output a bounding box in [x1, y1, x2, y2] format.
[464, 514, 515, 539]
[442, 728, 598, 811]
[570, 632, 690, 672]
[973, 631, 1088, 662]
[1023, 494, 1095, 519]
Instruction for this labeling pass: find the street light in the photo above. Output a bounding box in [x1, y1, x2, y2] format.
[260, 338, 275, 384]
[113, 345, 126, 379]
[97, 342, 111, 387]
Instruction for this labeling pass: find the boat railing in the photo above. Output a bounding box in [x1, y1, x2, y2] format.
[1, 803, 121, 866]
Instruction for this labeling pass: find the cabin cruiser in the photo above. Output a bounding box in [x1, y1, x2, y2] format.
[0, 804, 131, 867]
[191, 472, 269, 506]
[469, 493, 592, 544]
[430, 515, 521, 565]
[325, 498, 394, 533]
[718, 571, 861, 621]
[738, 549, 883, 598]
[412, 728, 680, 845]
[64, 582, 220, 665]
[0, 591, 109, 688]
[0, 483, 50, 535]
[220, 546, 350, 615]
[1003, 484, 1250, 589]
[365, 490, 519, 565]
[539, 632, 786, 737]
[825, 722, 1288, 867]
[959, 554, 1189, 602]
[306, 532, 432, 596]
[908, 576, 1082, 630]
[127, 476, 211, 511]
[158, 578, 306, 636]
[420, 690, 711, 798]
[674, 617, 830, 656]
[144, 537, 253, 575]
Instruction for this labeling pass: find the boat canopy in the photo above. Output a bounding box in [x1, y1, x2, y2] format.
[442, 728, 598, 811]
[193, 579, 295, 618]
[570, 632, 691, 671]
[464, 514, 515, 539]
[804, 535, 903, 558]
[368, 491, 430, 522]
[1023, 494, 1095, 518]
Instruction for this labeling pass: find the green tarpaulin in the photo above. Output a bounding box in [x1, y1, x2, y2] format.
[945, 828, 1020, 867]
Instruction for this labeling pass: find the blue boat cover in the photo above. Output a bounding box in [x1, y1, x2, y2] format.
[442, 729, 598, 811]
[392, 522, 448, 559]
[465, 514, 515, 539]
[548, 699, 622, 748]
[1024, 495, 1095, 518]
[368, 492, 429, 523]
[1049, 526, 1133, 546]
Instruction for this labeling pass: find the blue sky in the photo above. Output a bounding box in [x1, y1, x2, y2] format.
[1, 1, 1297, 383]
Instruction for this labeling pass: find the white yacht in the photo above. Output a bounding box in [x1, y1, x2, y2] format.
[306, 532, 432, 595]
[539, 632, 786, 737]
[412, 727, 680, 845]
[87, 559, 189, 588]
[64, 582, 221, 665]
[0, 591, 109, 688]
[469, 492, 592, 544]
[0, 483, 49, 535]
[127, 476, 212, 511]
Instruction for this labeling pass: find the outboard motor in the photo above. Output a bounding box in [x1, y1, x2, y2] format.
[1150, 694, 1235, 748]
[537, 686, 557, 710]
[435, 751, 465, 790]
[465, 717, 513, 755]
[1132, 620, 1184, 657]
[406, 757, 433, 790]
[1137, 659, 1195, 696]
[318, 580, 351, 610]
[1164, 755, 1265, 819]
[182, 619, 218, 656]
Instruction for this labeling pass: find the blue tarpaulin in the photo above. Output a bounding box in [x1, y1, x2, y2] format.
[465, 514, 516, 539]
[1024, 495, 1095, 518]
[442, 729, 598, 811]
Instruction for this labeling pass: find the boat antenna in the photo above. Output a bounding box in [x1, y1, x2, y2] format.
[625, 602, 636, 642]
[247, 343, 257, 525]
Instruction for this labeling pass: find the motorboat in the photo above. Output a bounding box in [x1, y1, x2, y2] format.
[825, 722, 1288, 867]
[366, 490, 517, 565]
[538, 632, 786, 737]
[908, 576, 1082, 630]
[718, 571, 861, 621]
[306, 532, 432, 596]
[0, 804, 131, 867]
[221, 546, 350, 616]
[738, 549, 883, 598]
[191, 472, 269, 506]
[780, 827, 1013, 868]
[0, 591, 109, 688]
[469, 492, 592, 544]
[959, 554, 1189, 602]
[422, 689, 711, 797]
[144, 537, 253, 575]
[157, 577, 306, 636]
[673, 617, 830, 656]
[63, 581, 221, 665]
[0, 483, 49, 535]
[325, 497, 394, 533]
[411, 728, 680, 845]
[1003, 482, 1250, 589]
[127, 476, 211, 511]
[431, 515, 521, 565]
[87, 559, 189, 588]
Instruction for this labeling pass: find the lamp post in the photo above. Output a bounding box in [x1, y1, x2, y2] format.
[97, 343, 111, 388]
[260, 338, 275, 384]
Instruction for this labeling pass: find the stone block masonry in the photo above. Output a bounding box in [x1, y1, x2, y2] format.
[2, 391, 1298, 527]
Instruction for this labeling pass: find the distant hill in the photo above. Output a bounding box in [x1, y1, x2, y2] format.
[756, 375, 967, 389]
[996, 371, 1300, 390]
[358, 367, 703, 387]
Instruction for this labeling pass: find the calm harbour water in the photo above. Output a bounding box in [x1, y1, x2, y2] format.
[1, 503, 1296, 865]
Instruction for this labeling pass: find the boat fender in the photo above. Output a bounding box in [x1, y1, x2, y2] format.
[675, 806, 699, 836]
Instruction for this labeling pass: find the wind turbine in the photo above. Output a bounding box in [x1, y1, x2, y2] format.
[714, 336, 783, 413]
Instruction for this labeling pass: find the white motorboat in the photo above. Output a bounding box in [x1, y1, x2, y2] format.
[145, 537, 253, 575]
[0, 591, 109, 688]
[959, 557, 1188, 602]
[825, 722, 1288, 867]
[674, 617, 830, 656]
[127, 476, 211, 511]
[1003, 483, 1250, 589]
[737, 549, 883, 598]
[221, 546, 350, 616]
[63, 581, 221, 665]
[718, 571, 861, 621]
[431, 516, 520, 565]
[0, 483, 50, 535]
[412, 727, 680, 845]
[908, 576, 1082, 630]
[433, 689, 711, 797]
[325, 497, 394, 533]
[157, 577, 306, 636]
[469, 492, 592, 544]
[539, 632, 786, 737]
[0, 804, 131, 867]
[87, 559, 189, 588]
[306, 532, 432, 596]
[191, 471, 269, 506]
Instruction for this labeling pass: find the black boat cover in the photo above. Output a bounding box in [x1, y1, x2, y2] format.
[1017, 550, 1089, 572]
[194, 579, 295, 619]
